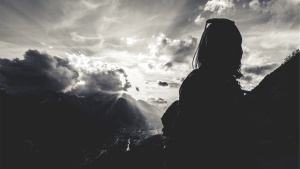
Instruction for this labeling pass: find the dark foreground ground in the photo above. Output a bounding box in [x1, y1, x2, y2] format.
[2, 129, 297, 169]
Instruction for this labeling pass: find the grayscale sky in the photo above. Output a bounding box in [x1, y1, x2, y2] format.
[0, 0, 299, 109]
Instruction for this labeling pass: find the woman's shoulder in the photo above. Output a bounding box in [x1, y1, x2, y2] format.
[179, 68, 207, 94]
[183, 68, 210, 85]
[186, 68, 202, 77]
[183, 68, 205, 82]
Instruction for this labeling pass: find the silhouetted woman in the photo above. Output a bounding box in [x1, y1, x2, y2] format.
[163, 18, 258, 169]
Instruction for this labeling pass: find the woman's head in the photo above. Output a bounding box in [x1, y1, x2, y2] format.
[193, 18, 243, 78]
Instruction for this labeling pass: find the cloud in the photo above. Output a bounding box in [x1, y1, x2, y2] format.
[204, 0, 235, 15]
[120, 36, 145, 46]
[145, 14, 161, 22]
[0, 50, 134, 95]
[72, 68, 131, 95]
[242, 62, 279, 75]
[102, 16, 122, 24]
[164, 62, 173, 68]
[70, 48, 96, 56]
[247, 0, 299, 28]
[169, 82, 181, 88]
[51, 1, 101, 30]
[148, 97, 167, 104]
[267, 0, 300, 28]
[70, 32, 102, 46]
[145, 80, 181, 90]
[147, 97, 168, 108]
[240, 4, 299, 62]
[240, 75, 253, 82]
[0, 50, 79, 92]
[158, 81, 169, 87]
[242, 46, 269, 66]
[150, 33, 198, 64]
[65, 52, 133, 95]
[239, 73, 265, 91]
[240, 45, 281, 90]
[194, 14, 205, 25]
[239, 62, 279, 91]
[249, 0, 260, 11]
[102, 37, 147, 55]
[258, 31, 299, 51]
[81, 0, 103, 9]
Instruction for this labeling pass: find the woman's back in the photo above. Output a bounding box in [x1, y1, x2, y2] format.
[166, 67, 256, 168]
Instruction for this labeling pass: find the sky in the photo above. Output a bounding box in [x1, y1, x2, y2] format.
[0, 0, 299, 109]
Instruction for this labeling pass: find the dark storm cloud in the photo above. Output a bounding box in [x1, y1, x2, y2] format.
[0, 49, 133, 95]
[0, 50, 79, 92]
[158, 81, 169, 87]
[148, 97, 167, 104]
[242, 63, 278, 75]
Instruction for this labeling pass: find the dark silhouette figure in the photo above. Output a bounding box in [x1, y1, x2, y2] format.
[161, 100, 179, 137]
[163, 18, 258, 169]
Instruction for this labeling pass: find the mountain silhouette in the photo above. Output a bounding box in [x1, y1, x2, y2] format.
[248, 49, 299, 140]
[0, 90, 163, 169]
[246, 49, 299, 168]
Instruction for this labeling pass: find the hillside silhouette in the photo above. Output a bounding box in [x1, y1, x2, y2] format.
[0, 90, 163, 169]
[246, 49, 299, 168]
[249, 49, 299, 140]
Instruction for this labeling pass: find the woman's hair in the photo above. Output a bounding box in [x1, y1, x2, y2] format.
[192, 18, 243, 78]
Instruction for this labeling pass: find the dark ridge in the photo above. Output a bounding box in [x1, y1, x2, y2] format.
[248, 49, 299, 140]
[0, 90, 163, 169]
[245, 50, 299, 168]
